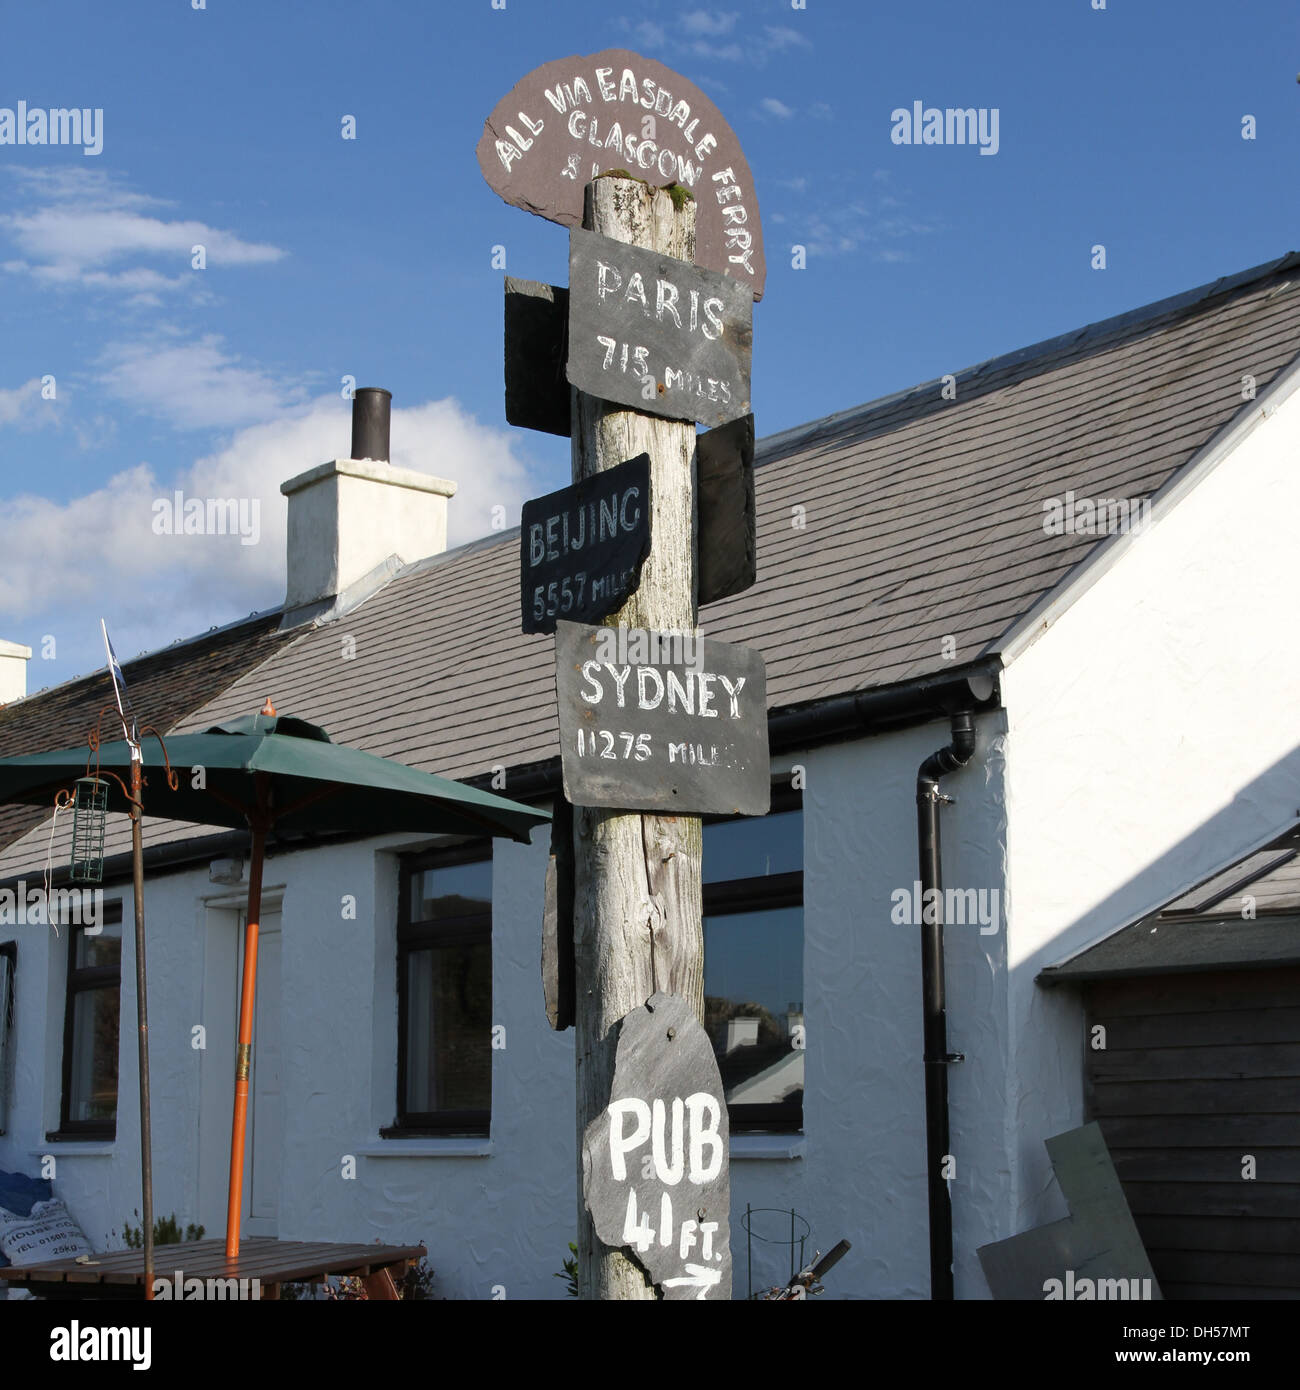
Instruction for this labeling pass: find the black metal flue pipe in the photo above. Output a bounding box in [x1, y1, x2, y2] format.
[351, 387, 391, 462]
[916, 710, 977, 1301]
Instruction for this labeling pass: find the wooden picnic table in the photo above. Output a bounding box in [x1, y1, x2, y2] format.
[3, 1237, 427, 1300]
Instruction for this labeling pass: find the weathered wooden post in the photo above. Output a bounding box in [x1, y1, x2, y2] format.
[479, 47, 768, 1301]
[570, 176, 701, 1299]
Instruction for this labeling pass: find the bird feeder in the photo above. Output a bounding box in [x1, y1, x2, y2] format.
[69, 776, 109, 883]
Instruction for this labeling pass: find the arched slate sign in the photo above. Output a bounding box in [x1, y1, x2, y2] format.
[477, 48, 765, 301]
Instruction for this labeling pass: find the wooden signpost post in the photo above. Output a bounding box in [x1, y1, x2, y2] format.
[483, 50, 766, 1300]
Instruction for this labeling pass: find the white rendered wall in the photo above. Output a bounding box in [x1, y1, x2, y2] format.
[0, 869, 211, 1255]
[998, 376, 1300, 1239]
[2, 716, 1012, 1300]
[758, 720, 1011, 1300]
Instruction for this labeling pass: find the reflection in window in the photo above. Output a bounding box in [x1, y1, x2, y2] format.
[0, 942, 14, 1133]
[393, 849, 492, 1136]
[59, 907, 123, 1137]
[404, 940, 491, 1114]
[703, 801, 803, 1134]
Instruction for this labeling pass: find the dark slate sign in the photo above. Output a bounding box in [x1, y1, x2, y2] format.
[477, 48, 765, 302]
[567, 229, 752, 429]
[504, 277, 570, 438]
[554, 619, 770, 816]
[520, 454, 651, 634]
[697, 413, 756, 606]
[582, 992, 731, 1299]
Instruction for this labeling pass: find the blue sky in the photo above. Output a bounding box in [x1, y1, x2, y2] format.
[2, 0, 1297, 690]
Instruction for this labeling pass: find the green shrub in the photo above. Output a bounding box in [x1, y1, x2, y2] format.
[121, 1211, 204, 1249]
[556, 1242, 578, 1298]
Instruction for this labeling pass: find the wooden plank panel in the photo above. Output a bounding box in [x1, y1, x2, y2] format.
[1136, 1215, 1300, 1255]
[1096, 1007, 1300, 1050]
[1161, 1281, 1297, 1301]
[1089, 1042, 1300, 1082]
[1086, 969, 1300, 1018]
[1151, 1249, 1300, 1289]
[1111, 1148, 1300, 1183]
[1123, 1180, 1300, 1220]
[1091, 1078, 1300, 1116]
[1099, 1114, 1300, 1147]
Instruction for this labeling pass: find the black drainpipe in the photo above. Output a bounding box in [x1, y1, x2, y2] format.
[916, 710, 977, 1300]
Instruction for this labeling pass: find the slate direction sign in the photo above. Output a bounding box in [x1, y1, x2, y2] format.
[504, 277, 569, 438]
[477, 48, 765, 302]
[568, 228, 752, 429]
[520, 454, 651, 634]
[697, 413, 756, 606]
[555, 619, 770, 815]
[583, 992, 731, 1299]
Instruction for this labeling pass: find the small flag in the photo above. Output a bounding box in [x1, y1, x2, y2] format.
[100, 619, 137, 746]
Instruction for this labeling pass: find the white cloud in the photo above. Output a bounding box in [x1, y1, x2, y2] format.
[0, 167, 284, 294]
[0, 378, 58, 430]
[0, 396, 539, 679]
[762, 25, 812, 53]
[615, 11, 811, 66]
[97, 334, 306, 431]
[681, 11, 739, 36]
[628, 19, 668, 48]
[760, 97, 795, 119]
[779, 174, 941, 260]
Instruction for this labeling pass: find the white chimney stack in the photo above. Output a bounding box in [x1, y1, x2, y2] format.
[0, 639, 32, 705]
[279, 388, 456, 622]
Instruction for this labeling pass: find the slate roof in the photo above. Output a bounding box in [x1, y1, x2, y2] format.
[1041, 822, 1300, 981]
[174, 252, 1300, 777]
[2, 252, 1300, 872]
[0, 613, 292, 854]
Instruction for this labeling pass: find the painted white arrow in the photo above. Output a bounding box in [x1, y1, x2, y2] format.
[661, 1264, 723, 1299]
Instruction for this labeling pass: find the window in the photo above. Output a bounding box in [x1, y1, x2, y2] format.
[0, 941, 14, 1134]
[388, 845, 492, 1137]
[703, 786, 804, 1134]
[55, 901, 123, 1140]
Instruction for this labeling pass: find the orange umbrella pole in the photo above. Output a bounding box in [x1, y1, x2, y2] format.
[224, 818, 266, 1261]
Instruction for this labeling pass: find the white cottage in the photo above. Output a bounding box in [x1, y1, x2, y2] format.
[2, 253, 1298, 1299]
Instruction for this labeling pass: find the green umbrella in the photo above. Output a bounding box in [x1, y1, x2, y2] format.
[0, 709, 546, 842]
[0, 702, 550, 1271]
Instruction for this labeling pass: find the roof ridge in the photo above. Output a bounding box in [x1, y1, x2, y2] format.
[13, 606, 284, 708]
[755, 251, 1300, 462]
